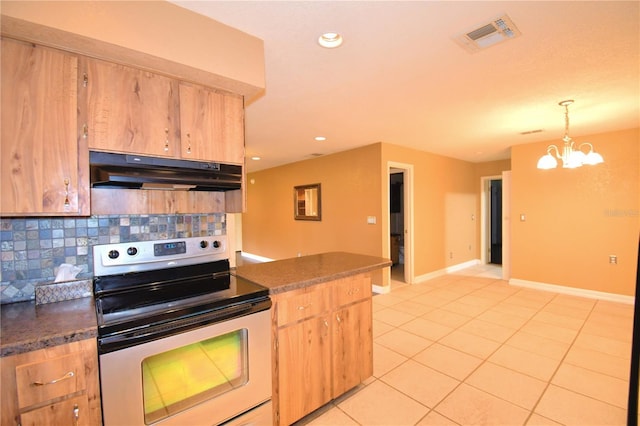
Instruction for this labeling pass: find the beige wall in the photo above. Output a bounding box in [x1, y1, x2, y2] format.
[244, 129, 638, 297]
[243, 143, 383, 258]
[244, 142, 489, 287]
[511, 127, 639, 296]
[380, 143, 479, 279]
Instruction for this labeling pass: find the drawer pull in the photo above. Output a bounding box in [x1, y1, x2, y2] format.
[73, 403, 80, 425]
[32, 371, 74, 386]
[297, 304, 312, 311]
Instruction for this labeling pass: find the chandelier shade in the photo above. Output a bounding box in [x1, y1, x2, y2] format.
[537, 100, 604, 169]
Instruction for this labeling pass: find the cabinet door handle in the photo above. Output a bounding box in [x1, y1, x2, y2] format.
[164, 128, 170, 152]
[63, 178, 71, 207]
[297, 303, 312, 311]
[336, 313, 342, 323]
[186, 132, 192, 154]
[32, 371, 74, 386]
[73, 404, 80, 426]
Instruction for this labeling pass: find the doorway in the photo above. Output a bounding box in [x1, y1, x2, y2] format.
[480, 175, 502, 266]
[388, 162, 413, 286]
[490, 179, 502, 265]
[480, 173, 511, 280]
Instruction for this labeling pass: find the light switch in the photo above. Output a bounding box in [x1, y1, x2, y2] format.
[520, 214, 526, 222]
[367, 216, 377, 224]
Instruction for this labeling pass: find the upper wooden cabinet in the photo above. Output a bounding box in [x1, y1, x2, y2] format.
[81, 57, 181, 158]
[1, 38, 89, 216]
[179, 84, 245, 164]
[82, 57, 245, 164]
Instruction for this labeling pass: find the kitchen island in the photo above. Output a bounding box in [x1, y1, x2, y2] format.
[234, 251, 391, 294]
[235, 251, 391, 425]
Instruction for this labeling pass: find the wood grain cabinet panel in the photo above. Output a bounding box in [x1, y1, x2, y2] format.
[82, 56, 180, 157]
[275, 315, 332, 425]
[272, 274, 373, 425]
[1, 38, 88, 216]
[179, 84, 245, 164]
[0, 339, 101, 426]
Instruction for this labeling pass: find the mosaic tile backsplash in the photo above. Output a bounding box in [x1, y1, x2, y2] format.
[0, 214, 226, 304]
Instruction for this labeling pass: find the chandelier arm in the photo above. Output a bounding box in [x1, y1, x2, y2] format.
[577, 142, 594, 153]
[546, 144, 561, 159]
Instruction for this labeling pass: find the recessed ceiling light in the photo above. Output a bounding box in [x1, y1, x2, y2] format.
[314, 136, 326, 141]
[251, 156, 261, 161]
[318, 32, 343, 48]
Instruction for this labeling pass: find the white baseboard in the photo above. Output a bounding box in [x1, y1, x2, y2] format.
[509, 278, 635, 305]
[413, 259, 481, 284]
[446, 259, 481, 274]
[240, 252, 274, 263]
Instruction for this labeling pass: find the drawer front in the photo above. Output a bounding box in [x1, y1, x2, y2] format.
[276, 284, 331, 326]
[19, 394, 90, 426]
[16, 352, 86, 408]
[334, 274, 372, 307]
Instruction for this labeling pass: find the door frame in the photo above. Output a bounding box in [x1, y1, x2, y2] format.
[387, 162, 414, 284]
[480, 175, 501, 265]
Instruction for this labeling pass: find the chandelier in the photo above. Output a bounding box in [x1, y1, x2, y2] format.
[537, 100, 604, 169]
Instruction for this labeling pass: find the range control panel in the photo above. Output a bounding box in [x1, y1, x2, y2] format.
[94, 235, 228, 276]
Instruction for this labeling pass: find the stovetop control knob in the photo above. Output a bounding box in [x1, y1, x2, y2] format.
[108, 250, 119, 259]
[127, 247, 138, 256]
[213, 240, 221, 249]
[199, 240, 209, 249]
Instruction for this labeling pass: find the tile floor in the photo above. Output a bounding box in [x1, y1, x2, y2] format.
[294, 264, 636, 426]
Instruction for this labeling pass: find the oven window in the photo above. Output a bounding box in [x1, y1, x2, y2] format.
[141, 328, 249, 424]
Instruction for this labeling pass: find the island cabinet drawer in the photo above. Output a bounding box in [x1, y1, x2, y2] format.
[16, 351, 86, 408]
[275, 283, 331, 326]
[333, 273, 372, 308]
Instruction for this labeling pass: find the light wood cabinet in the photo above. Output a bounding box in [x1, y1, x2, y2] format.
[179, 84, 245, 164]
[82, 57, 180, 158]
[82, 57, 245, 165]
[1, 37, 89, 216]
[271, 274, 373, 425]
[0, 339, 101, 426]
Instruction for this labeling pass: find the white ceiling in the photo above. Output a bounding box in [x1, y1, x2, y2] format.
[171, 1, 639, 172]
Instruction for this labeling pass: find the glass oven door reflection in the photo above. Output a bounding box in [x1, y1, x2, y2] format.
[142, 329, 248, 424]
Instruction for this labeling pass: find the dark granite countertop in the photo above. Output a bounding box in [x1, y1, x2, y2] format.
[234, 251, 391, 295]
[0, 297, 97, 357]
[0, 252, 390, 357]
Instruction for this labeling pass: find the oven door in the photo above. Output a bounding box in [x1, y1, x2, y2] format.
[99, 309, 271, 426]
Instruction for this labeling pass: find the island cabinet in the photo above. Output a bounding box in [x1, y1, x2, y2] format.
[271, 273, 373, 425]
[0, 339, 101, 426]
[81, 57, 245, 165]
[0, 37, 89, 216]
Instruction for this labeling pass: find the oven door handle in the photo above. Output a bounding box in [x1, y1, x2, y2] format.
[98, 298, 271, 353]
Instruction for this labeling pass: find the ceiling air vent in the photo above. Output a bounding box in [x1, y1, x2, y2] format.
[454, 14, 521, 53]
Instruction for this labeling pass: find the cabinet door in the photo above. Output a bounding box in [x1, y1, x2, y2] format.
[179, 84, 245, 164]
[276, 316, 331, 425]
[332, 299, 373, 398]
[83, 57, 180, 157]
[1, 38, 86, 216]
[20, 395, 90, 426]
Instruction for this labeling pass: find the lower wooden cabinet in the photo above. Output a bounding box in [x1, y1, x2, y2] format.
[271, 274, 373, 425]
[0, 339, 101, 426]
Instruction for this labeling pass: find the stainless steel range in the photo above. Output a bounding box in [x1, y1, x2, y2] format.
[92, 236, 272, 426]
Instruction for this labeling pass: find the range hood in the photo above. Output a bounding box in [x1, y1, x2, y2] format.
[90, 151, 242, 191]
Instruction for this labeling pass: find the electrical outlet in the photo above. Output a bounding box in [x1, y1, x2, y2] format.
[367, 216, 376, 224]
[609, 255, 617, 264]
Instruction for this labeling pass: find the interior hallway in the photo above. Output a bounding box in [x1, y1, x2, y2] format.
[295, 264, 634, 425]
